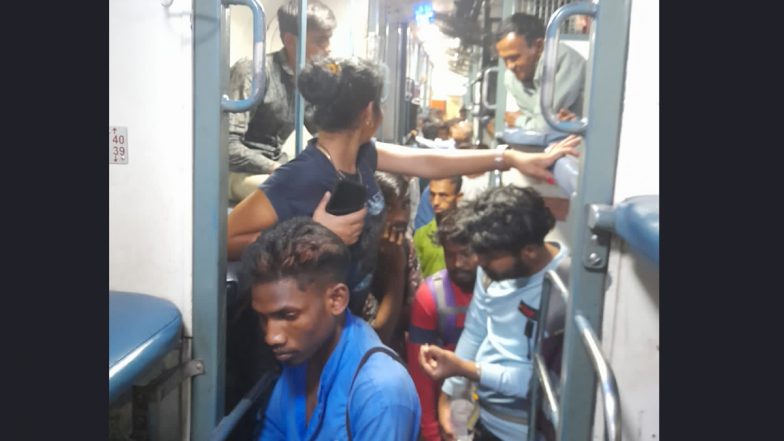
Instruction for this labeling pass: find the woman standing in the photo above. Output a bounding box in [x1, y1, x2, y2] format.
[228, 56, 580, 315]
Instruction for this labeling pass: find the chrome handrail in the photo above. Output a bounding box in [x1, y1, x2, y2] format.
[540, 1, 597, 133]
[534, 353, 560, 427]
[221, 0, 266, 112]
[481, 67, 499, 110]
[574, 314, 621, 441]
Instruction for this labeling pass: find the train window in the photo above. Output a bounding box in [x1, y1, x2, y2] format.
[517, 0, 589, 35]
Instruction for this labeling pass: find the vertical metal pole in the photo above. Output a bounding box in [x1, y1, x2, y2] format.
[490, 0, 516, 188]
[366, 0, 380, 59]
[465, 61, 474, 115]
[397, 22, 409, 143]
[424, 59, 432, 110]
[294, 0, 308, 155]
[192, 0, 228, 438]
[557, 0, 632, 439]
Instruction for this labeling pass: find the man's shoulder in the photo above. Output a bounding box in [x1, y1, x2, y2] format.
[413, 275, 438, 305]
[230, 57, 253, 74]
[351, 348, 415, 400]
[557, 42, 587, 65]
[230, 50, 284, 76]
[413, 220, 434, 239]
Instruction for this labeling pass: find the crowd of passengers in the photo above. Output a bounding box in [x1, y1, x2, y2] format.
[225, 1, 586, 440]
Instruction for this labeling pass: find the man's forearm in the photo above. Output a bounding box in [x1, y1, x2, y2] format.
[456, 357, 480, 382]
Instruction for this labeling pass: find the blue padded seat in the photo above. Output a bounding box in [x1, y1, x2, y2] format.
[109, 291, 182, 403]
[614, 195, 659, 265]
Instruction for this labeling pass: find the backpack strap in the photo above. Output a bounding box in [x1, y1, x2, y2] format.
[431, 271, 466, 346]
[345, 346, 406, 441]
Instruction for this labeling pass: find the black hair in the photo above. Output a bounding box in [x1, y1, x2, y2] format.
[437, 208, 471, 247]
[298, 57, 383, 132]
[375, 171, 410, 207]
[422, 122, 444, 140]
[277, 0, 336, 40]
[431, 175, 463, 195]
[240, 217, 350, 292]
[495, 13, 545, 46]
[458, 186, 554, 254]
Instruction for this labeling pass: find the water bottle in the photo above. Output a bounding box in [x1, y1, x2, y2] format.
[450, 398, 474, 441]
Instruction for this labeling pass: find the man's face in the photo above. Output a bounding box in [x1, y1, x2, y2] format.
[385, 197, 411, 236]
[495, 32, 543, 83]
[429, 179, 461, 219]
[478, 250, 528, 281]
[251, 278, 336, 365]
[449, 121, 472, 144]
[284, 29, 332, 65]
[443, 241, 478, 291]
[305, 29, 332, 60]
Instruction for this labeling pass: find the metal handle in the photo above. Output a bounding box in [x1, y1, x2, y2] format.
[540, 1, 597, 133]
[534, 353, 560, 427]
[221, 0, 266, 113]
[209, 371, 278, 441]
[481, 67, 498, 110]
[574, 314, 621, 441]
[545, 269, 569, 300]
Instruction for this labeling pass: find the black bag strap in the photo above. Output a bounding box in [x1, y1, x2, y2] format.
[345, 347, 406, 441]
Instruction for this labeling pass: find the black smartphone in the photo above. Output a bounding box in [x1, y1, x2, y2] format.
[326, 178, 366, 216]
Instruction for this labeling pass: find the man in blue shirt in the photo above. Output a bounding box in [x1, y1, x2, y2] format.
[241, 217, 421, 440]
[418, 186, 568, 441]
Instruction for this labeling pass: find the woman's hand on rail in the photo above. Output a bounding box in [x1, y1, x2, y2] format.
[312, 191, 367, 245]
[506, 134, 581, 183]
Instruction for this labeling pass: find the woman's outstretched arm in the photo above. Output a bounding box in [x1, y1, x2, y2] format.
[377, 134, 581, 182]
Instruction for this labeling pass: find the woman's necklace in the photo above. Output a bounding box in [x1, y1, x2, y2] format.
[316, 141, 362, 183]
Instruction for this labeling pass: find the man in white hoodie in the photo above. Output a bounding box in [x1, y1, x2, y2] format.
[419, 186, 569, 441]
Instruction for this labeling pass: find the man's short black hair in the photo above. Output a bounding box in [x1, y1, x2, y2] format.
[240, 217, 350, 292]
[278, 0, 336, 40]
[495, 13, 545, 46]
[437, 208, 471, 248]
[422, 122, 443, 140]
[431, 176, 463, 195]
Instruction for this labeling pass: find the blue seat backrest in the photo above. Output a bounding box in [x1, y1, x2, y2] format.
[109, 291, 182, 403]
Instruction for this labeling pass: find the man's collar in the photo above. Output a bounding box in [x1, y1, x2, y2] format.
[276, 49, 295, 76]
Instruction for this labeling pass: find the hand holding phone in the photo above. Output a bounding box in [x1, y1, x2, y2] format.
[313, 190, 367, 245]
[325, 178, 366, 216]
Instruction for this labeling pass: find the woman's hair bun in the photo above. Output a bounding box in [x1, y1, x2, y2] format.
[298, 58, 342, 106]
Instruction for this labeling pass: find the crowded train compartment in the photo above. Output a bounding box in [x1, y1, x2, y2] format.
[109, 0, 658, 439]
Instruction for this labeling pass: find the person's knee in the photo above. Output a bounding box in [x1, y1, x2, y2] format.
[229, 173, 270, 202]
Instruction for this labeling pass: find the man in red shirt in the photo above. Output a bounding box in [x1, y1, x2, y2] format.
[407, 210, 479, 441]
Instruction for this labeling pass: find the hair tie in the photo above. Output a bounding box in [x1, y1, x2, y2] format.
[325, 62, 341, 76]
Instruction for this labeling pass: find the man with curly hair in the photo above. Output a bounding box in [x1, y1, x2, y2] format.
[419, 186, 570, 441]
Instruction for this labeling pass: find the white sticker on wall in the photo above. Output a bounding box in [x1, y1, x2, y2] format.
[110, 127, 129, 164]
